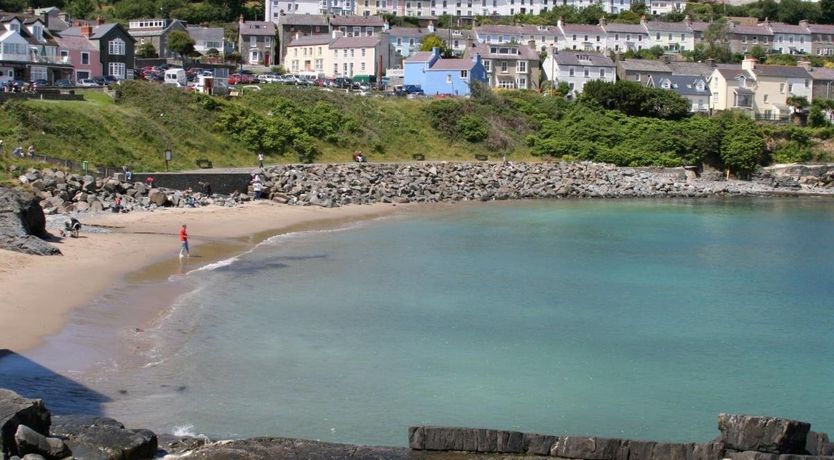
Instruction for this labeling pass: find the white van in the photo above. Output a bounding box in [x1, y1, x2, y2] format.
[164, 68, 187, 87]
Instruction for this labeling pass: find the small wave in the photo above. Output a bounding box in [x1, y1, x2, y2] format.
[258, 220, 371, 248]
[172, 425, 212, 441]
[186, 255, 241, 275]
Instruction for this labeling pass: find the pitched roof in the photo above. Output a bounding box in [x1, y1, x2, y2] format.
[655, 75, 710, 96]
[430, 58, 475, 70]
[668, 61, 714, 78]
[689, 21, 711, 32]
[809, 68, 834, 81]
[603, 22, 648, 34]
[54, 34, 97, 51]
[239, 21, 276, 36]
[768, 22, 810, 34]
[278, 14, 328, 26]
[62, 23, 125, 40]
[287, 33, 332, 46]
[561, 23, 604, 34]
[405, 51, 435, 62]
[752, 64, 811, 79]
[714, 66, 752, 80]
[436, 28, 474, 40]
[387, 26, 429, 38]
[466, 42, 539, 60]
[554, 52, 615, 67]
[807, 23, 834, 34]
[330, 15, 384, 27]
[617, 59, 671, 72]
[186, 26, 224, 42]
[329, 35, 380, 48]
[645, 20, 691, 32]
[732, 24, 772, 35]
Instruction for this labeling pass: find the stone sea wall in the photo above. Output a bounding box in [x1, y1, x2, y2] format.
[2, 388, 833, 460]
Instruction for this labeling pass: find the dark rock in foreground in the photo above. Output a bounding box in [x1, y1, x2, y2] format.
[719, 414, 811, 455]
[0, 389, 51, 458]
[50, 415, 157, 460]
[0, 188, 60, 255]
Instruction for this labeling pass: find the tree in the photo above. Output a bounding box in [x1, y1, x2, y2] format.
[822, 0, 834, 24]
[167, 30, 195, 63]
[720, 113, 765, 177]
[66, 0, 95, 19]
[136, 42, 158, 58]
[420, 34, 450, 56]
[748, 45, 767, 62]
[786, 96, 810, 112]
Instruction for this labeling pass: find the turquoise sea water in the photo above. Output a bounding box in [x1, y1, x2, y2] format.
[9, 198, 834, 446]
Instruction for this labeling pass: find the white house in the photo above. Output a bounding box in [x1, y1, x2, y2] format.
[543, 50, 615, 95]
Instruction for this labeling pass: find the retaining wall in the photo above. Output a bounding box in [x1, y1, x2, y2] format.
[131, 172, 252, 195]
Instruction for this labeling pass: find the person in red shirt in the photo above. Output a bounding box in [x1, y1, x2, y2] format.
[179, 224, 189, 259]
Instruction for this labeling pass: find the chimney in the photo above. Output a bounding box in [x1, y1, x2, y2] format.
[684, 14, 691, 26]
[528, 39, 535, 50]
[427, 20, 435, 33]
[81, 24, 93, 37]
[96, 16, 104, 25]
[599, 17, 607, 27]
[295, 31, 301, 40]
[798, 60, 812, 71]
[741, 55, 757, 71]
[239, 14, 245, 24]
[332, 29, 343, 39]
[557, 16, 564, 29]
[640, 15, 647, 27]
[706, 58, 715, 67]
[799, 19, 809, 29]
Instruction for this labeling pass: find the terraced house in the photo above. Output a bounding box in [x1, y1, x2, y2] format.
[60, 20, 134, 81]
[542, 50, 615, 95]
[0, 13, 73, 83]
[239, 17, 276, 66]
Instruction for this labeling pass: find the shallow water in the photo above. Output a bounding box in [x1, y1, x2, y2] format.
[6, 198, 834, 446]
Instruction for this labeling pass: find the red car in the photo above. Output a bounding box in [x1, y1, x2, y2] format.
[228, 73, 257, 85]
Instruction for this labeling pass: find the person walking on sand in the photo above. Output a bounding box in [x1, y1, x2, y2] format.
[179, 224, 189, 260]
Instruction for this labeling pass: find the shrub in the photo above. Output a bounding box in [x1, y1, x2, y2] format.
[456, 115, 489, 142]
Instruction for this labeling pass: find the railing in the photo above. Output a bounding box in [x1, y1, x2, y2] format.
[10, 151, 121, 178]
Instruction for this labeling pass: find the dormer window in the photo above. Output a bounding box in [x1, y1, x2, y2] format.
[9, 22, 20, 32]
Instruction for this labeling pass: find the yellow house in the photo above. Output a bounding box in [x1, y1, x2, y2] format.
[710, 56, 812, 120]
[284, 34, 332, 75]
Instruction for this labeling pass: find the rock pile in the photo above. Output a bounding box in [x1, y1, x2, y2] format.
[17, 169, 246, 215]
[263, 162, 821, 207]
[755, 164, 834, 190]
[0, 188, 61, 255]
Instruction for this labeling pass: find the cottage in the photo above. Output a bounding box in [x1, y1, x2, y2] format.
[403, 47, 487, 96]
[769, 21, 812, 55]
[330, 32, 397, 79]
[601, 19, 648, 53]
[275, 14, 329, 63]
[187, 26, 228, 57]
[54, 33, 100, 81]
[543, 50, 615, 95]
[239, 17, 277, 66]
[616, 59, 672, 84]
[647, 74, 711, 112]
[284, 33, 332, 74]
[464, 41, 540, 90]
[0, 14, 73, 83]
[127, 18, 187, 60]
[61, 20, 134, 80]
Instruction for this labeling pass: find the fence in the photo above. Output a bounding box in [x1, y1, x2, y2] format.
[7, 150, 121, 178]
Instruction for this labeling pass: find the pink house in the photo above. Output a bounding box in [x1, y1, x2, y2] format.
[55, 26, 101, 81]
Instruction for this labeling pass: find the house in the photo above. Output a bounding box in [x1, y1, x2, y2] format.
[647, 74, 711, 112]
[266, 0, 321, 17]
[437, 27, 474, 55]
[601, 19, 648, 53]
[61, 20, 135, 80]
[558, 20, 605, 52]
[239, 17, 277, 66]
[330, 15, 385, 38]
[1, 14, 74, 83]
[649, 0, 683, 16]
[616, 59, 672, 85]
[542, 50, 615, 95]
[807, 23, 834, 57]
[284, 33, 332, 74]
[806, 66, 834, 100]
[667, 60, 716, 80]
[709, 57, 812, 119]
[643, 16, 695, 52]
[275, 14, 329, 63]
[127, 18, 187, 60]
[727, 22, 773, 54]
[33, 7, 70, 33]
[403, 47, 487, 95]
[54, 33, 101, 81]
[330, 32, 397, 79]
[464, 41, 540, 90]
[473, 24, 561, 53]
[388, 26, 429, 58]
[769, 20, 812, 55]
[187, 26, 228, 57]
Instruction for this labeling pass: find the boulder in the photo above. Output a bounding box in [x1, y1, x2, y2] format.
[0, 188, 61, 256]
[50, 415, 156, 460]
[14, 425, 70, 459]
[718, 414, 811, 455]
[0, 389, 51, 458]
[550, 436, 622, 459]
[806, 432, 834, 456]
[148, 190, 167, 207]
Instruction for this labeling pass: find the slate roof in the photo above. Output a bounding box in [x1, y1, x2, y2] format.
[54, 34, 97, 51]
[617, 59, 672, 72]
[689, 21, 711, 32]
[405, 51, 435, 62]
[561, 23, 605, 34]
[554, 52, 615, 67]
[807, 23, 834, 34]
[466, 42, 539, 60]
[186, 26, 224, 42]
[430, 58, 475, 70]
[732, 24, 772, 35]
[753, 64, 811, 79]
[278, 14, 328, 26]
[809, 68, 834, 81]
[645, 20, 691, 32]
[330, 15, 385, 27]
[62, 23, 124, 40]
[714, 66, 752, 80]
[603, 22, 648, 34]
[287, 33, 332, 46]
[388, 26, 429, 38]
[768, 22, 810, 34]
[655, 75, 710, 96]
[668, 61, 714, 78]
[240, 21, 276, 36]
[329, 35, 380, 48]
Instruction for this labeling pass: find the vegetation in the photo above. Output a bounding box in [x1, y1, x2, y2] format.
[1, 81, 832, 178]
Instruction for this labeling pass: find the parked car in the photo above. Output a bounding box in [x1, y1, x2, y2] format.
[77, 79, 99, 87]
[91, 76, 106, 86]
[103, 75, 119, 84]
[54, 79, 73, 88]
[395, 84, 424, 96]
[258, 73, 281, 83]
[32, 79, 49, 86]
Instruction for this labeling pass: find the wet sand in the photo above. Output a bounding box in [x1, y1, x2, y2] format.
[0, 201, 404, 353]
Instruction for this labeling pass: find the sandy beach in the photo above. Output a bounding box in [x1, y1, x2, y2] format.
[0, 202, 403, 353]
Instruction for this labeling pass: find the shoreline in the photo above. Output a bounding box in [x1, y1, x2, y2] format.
[0, 201, 406, 353]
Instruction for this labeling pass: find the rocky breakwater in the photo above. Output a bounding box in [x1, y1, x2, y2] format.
[755, 164, 834, 190]
[0, 187, 60, 255]
[17, 169, 247, 215]
[263, 162, 803, 207]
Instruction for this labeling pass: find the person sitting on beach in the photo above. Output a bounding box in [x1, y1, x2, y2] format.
[112, 195, 123, 213]
[64, 218, 81, 238]
[145, 176, 154, 188]
[353, 151, 366, 163]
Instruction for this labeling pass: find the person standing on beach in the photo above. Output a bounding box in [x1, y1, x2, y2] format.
[179, 224, 189, 259]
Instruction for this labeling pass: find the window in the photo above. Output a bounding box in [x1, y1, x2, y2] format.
[334, 63, 339, 74]
[763, 94, 768, 103]
[599, 68, 604, 77]
[30, 67, 47, 81]
[461, 69, 468, 79]
[397, 38, 402, 45]
[517, 60, 526, 72]
[265, 36, 272, 45]
[361, 48, 366, 57]
[517, 76, 526, 88]
[500, 61, 507, 72]
[446, 74, 452, 83]
[569, 67, 575, 77]
[81, 52, 89, 65]
[76, 70, 90, 79]
[366, 26, 373, 36]
[108, 38, 125, 55]
[584, 68, 589, 77]
[250, 36, 257, 47]
[361, 62, 365, 71]
[483, 59, 490, 71]
[780, 83, 785, 93]
[788, 83, 793, 93]
[108, 62, 126, 78]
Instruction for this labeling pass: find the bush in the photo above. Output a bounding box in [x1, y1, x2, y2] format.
[456, 115, 489, 142]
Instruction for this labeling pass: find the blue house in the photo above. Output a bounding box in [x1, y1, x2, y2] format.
[403, 48, 488, 96]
